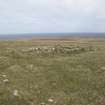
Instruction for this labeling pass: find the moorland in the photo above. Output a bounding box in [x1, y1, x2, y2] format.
[0, 37, 105, 105]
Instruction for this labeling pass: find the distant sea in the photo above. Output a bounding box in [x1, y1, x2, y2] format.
[0, 33, 105, 40]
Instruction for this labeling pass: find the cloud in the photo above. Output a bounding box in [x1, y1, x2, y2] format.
[0, 0, 104, 34]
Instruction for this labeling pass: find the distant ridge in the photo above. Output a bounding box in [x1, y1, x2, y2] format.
[0, 33, 105, 40]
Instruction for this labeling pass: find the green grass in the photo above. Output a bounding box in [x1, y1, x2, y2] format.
[0, 38, 105, 105]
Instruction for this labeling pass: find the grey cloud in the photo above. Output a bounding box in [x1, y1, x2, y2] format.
[0, 0, 104, 34]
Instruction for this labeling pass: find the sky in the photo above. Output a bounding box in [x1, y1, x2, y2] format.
[0, 0, 105, 34]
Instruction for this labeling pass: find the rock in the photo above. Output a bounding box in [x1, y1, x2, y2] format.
[3, 79, 9, 83]
[13, 90, 19, 96]
[2, 74, 7, 78]
[48, 98, 54, 102]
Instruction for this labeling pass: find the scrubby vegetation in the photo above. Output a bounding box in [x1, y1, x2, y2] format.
[0, 38, 105, 105]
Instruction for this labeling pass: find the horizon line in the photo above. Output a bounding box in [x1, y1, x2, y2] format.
[0, 32, 105, 36]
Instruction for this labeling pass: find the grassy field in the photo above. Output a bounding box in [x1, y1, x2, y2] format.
[0, 37, 105, 105]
